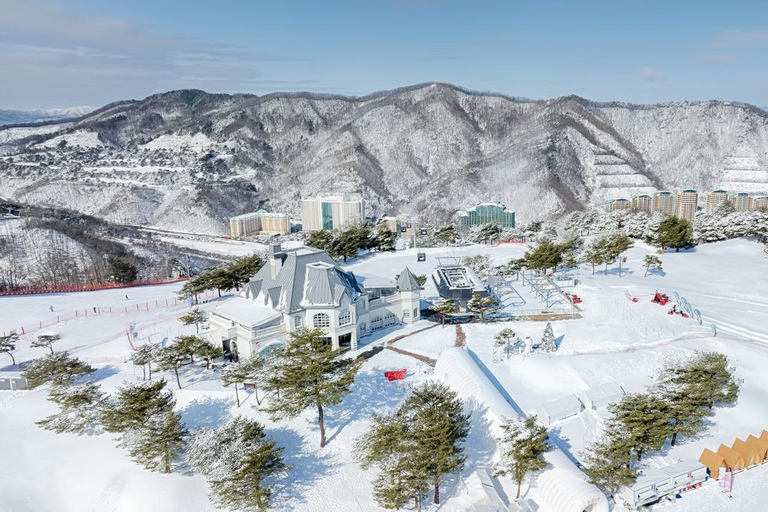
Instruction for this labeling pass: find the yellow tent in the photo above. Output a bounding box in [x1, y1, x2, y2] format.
[747, 434, 768, 462]
[761, 430, 768, 444]
[732, 438, 761, 467]
[717, 444, 746, 472]
[699, 448, 726, 480]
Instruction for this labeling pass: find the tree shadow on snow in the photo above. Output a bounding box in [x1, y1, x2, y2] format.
[323, 363, 411, 445]
[179, 395, 234, 430]
[555, 334, 565, 349]
[88, 364, 120, 383]
[269, 427, 342, 507]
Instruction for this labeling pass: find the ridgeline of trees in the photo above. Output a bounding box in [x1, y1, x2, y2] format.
[306, 224, 396, 261]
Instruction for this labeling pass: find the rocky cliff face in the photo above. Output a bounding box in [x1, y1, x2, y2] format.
[1, 83, 767, 234]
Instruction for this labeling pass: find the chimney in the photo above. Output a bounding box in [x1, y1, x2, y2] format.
[269, 243, 283, 278]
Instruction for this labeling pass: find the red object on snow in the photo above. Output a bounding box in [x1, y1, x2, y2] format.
[572, 295, 582, 304]
[652, 292, 670, 305]
[384, 369, 407, 382]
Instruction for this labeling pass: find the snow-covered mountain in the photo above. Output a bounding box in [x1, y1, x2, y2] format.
[0, 106, 95, 126]
[1, 83, 767, 234]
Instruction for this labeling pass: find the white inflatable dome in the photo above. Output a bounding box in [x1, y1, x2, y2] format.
[434, 348, 609, 512]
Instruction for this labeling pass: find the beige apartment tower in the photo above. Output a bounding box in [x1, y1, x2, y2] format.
[631, 194, 652, 213]
[732, 192, 752, 212]
[676, 189, 698, 223]
[706, 190, 729, 214]
[606, 198, 630, 212]
[652, 191, 676, 217]
[300, 196, 364, 232]
[753, 196, 768, 211]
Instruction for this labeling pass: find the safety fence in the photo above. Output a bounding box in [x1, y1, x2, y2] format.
[2, 289, 219, 337]
[0, 277, 189, 296]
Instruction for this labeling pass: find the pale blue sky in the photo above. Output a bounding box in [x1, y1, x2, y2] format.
[1, 0, 767, 109]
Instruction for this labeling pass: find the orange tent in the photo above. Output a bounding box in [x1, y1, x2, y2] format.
[732, 438, 761, 467]
[761, 430, 768, 444]
[699, 448, 727, 480]
[717, 444, 746, 472]
[747, 434, 768, 462]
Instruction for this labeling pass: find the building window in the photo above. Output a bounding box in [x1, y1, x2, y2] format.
[339, 310, 352, 326]
[371, 317, 383, 331]
[413, 308, 418, 318]
[313, 313, 330, 328]
[403, 310, 410, 319]
[384, 312, 397, 326]
[359, 322, 367, 333]
[294, 316, 302, 328]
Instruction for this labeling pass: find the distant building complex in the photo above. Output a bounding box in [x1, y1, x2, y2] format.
[676, 189, 698, 223]
[300, 195, 364, 232]
[229, 210, 291, 238]
[379, 214, 414, 238]
[606, 198, 630, 212]
[630, 194, 652, 213]
[652, 191, 677, 217]
[457, 202, 515, 231]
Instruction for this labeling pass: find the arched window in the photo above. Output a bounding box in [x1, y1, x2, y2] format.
[294, 316, 303, 328]
[313, 313, 330, 328]
[403, 309, 410, 319]
[384, 312, 397, 326]
[339, 310, 352, 326]
[359, 322, 367, 333]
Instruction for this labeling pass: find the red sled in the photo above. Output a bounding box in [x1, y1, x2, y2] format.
[384, 369, 407, 381]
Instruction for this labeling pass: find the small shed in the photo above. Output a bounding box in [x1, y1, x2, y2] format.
[616, 468, 672, 508]
[536, 395, 583, 426]
[578, 382, 625, 410]
[699, 448, 726, 480]
[717, 444, 746, 472]
[732, 438, 761, 467]
[746, 434, 768, 462]
[659, 459, 708, 488]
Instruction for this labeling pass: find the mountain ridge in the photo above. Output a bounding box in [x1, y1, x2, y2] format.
[1, 82, 767, 234]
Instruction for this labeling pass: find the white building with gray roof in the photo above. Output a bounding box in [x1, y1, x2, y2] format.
[208, 244, 421, 359]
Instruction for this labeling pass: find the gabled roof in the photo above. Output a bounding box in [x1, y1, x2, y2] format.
[396, 267, 422, 292]
[699, 448, 725, 480]
[245, 247, 363, 313]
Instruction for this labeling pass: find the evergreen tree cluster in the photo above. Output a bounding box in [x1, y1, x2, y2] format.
[468, 292, 500, 323]
[306, 224, 396, 261]
[695, 210, 768, 243]
[180, 253, 264, 298]
[354, 381, 470, 509]
[584, 351, 741, 494]
[582, 233, 634, 276]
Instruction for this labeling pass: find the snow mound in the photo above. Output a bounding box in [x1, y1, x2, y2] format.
[142, 133, 215, 152]
[37, 130, 102, 149]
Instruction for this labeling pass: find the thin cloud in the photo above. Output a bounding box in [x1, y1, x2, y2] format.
[694, 53, 740, 66]
[639, 67, 665, 83]
[715, 30, 768, 47]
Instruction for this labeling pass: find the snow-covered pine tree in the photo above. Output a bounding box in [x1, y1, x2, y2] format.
[0, 333, 18, 366]
[467, 293, 499, 323]
[131, 343, 159, 381]
[583, 432, 638, 494]
[221, 355, 267, 407]
[31, 333, 60, 354]
[187, 416, 288, 512]
[494, 328, 517, 359]
[36, 382, 105, 435]
[102, 379, 186, 473]
[263, 327, 362, 448]
[643, 255, 663, 277]
[495, 415, 549, 499]
[429, 299, 456, 328]
[22, 352, 95, 389]
[179, 308, 207, 333]
[539, 322, 557, 353]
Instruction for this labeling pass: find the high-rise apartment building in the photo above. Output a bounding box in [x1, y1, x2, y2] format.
[457, 202, 516, 230]
[229, 210, 291, 238]
[652, 191, 676, 217]
[676, 189, 698, 223]
[630, 194, 652, 214]
[300, 196, 364, 232]
[732, 192, 752, 212]
[706, 190, 729, 214]
[606, 198, 630, 212]
[753, 196, 768, 211]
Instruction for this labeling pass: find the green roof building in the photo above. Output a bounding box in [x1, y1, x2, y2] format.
[458, 202, 515, 230]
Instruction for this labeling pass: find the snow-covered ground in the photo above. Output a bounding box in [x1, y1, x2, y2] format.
[2, 240, 768, 511]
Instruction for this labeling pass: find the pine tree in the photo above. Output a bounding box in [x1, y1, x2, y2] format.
[187, 416, 288, 512]
[221, 356, 267, 407]
[583, 432, 638, 494]
[607, 393, 672, 461]
[225, 254, 265, 290]
[655, 352, 740, 445]
[524, 240, 567, 273]
[306, 229, 335, 251]
[401, 381, 470, 504]
[36, 382, 105, 435]
[494, 328, 517, 359]
[643, 255, 663, 277]
[0, 333, 18, 366]
[495, 415, 549, 499]
[22, 352, 95, 389]
[179, 308, 207, 333]
[376, 225, 397, 251]
[131, 343, 159, 381]
[354, 414, 429, 511]
[102, 380, 186, 473]
[263, 328, 362, 447]
[539, 322, 557, 353]
[156, 343, 188, 389]
[652, 217, 696, 252]
[607, 233, 633, 277]
[429, 299, 456, 328]
[584, 240, 606, 275]
[467, 293, 499, 323]
[31, 333, 60, 354]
